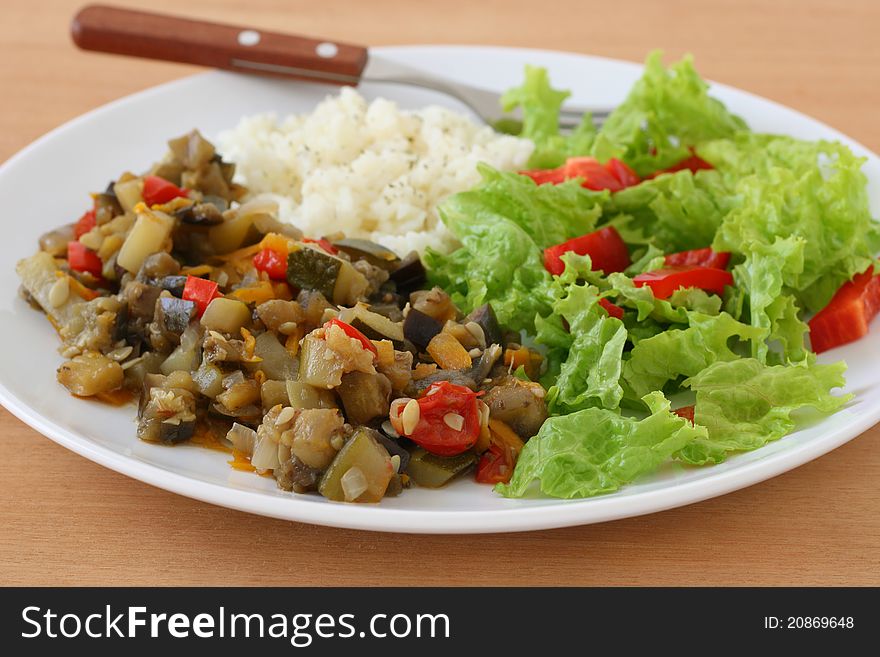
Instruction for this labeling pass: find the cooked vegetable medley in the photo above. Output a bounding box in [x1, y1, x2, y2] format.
[17, 52, 879, 503]
[18, 130, 546, 503]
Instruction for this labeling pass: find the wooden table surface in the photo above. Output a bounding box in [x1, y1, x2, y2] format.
[2, 0, 879, 586]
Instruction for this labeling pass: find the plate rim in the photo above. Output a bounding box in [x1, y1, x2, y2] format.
[1, 44, 878, 534]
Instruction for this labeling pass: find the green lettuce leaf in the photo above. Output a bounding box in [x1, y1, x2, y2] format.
[623, 312, 767, 400]
[594, 52, 748, 176]
[497, 391, 707, 498]
[677, 358, 851, 465]
[535, 254, 627, 412]
[500, 65, 597, 169]
[705, 134, 880, 313]
[603, 169, 733, 252]
[426, 164, 607, 332]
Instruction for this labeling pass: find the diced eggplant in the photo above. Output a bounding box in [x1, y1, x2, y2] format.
[337, 371, 392, 425]
[402, 308, 443, 350]
[299, 333, 346, 389]
[94, 191, 123, 223]
[332, 238, 400, 270]
[286, 408, 345, 470]
[57, 351, 124, 397]
[175, 202, 224, 226]
[255, 299, 305, 332]
[216, 378, 261, 412]
[39, 224, 76, 257]
[156, 275, 188, 297]
[408, 369, 478, 396]
[389, 252, 427, 294]
[410, 287, 457, 323]
[286, 380, 338, 410]
[467, 303, 503, 347]
[137, 252, 181, 280]
[378, 349, 413, 393]
[405, 447, 476, 488]
[16, 252, 83, 324]
[124, 281, 163, 322]
[482, 377, 548, 439]
[470, 343, 503, 384]
[136, 373, 197, 443]
[200, 298, 251, 334]
[296, 290, 333, 329]
[319, 427, 394, 503]
[168, 130, 216, 169]
[275, 456, 323, 493]
[157, 296, 197, 336]
[159, 418, 196, 444]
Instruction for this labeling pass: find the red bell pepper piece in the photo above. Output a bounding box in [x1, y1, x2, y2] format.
[397, 382, 482, 457]
[302, 237, 338, 255]
[808, 268, 880, 354]
[599, 298, 624, 320]
[67, 241, 103, 277]
[519, 167, 567, 185]
[142, 175, 189, 206]
[520, 157, 640, 192]
[543, 226, 631, 276]
[253, 248, 288, 281]
[634, 266, 734, 300]
[563, 157, 624, 191]
[647, 153, 714, 179]
[664, 247, 731, 270]
[73, 209, 97, 239]
[673, 405, 695, 423]
[182, 275, 222, 317]
[323, 318, 378, 356]
[605, 158, 641, 188]
[475, 442, 517, 485]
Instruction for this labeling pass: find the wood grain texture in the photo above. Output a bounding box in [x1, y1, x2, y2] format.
[2, 0, 879, 586]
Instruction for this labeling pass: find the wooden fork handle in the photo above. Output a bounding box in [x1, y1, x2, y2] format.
[71, 4, 368, 84]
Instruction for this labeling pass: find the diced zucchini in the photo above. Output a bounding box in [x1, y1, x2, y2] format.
[286, 380, 337, 409]
[286, 246, 340, 299]
[319, 428, 394, 503]
[406, 447, 476, 488]
[286, 246, 368, 306]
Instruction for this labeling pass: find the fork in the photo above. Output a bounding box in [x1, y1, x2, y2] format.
[71, 4, 611, 130]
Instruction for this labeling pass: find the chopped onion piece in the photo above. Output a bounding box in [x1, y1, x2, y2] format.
[341, 466, 368, 502]
[226, 422, 257, 455]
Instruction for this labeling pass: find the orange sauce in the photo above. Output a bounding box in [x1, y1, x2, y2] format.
[228, 449, 256, 472]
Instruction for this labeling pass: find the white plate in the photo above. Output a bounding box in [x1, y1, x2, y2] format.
[1, 46, 879, 534]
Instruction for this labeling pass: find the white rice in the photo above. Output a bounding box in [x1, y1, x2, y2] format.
[218, 88, 533, 255]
